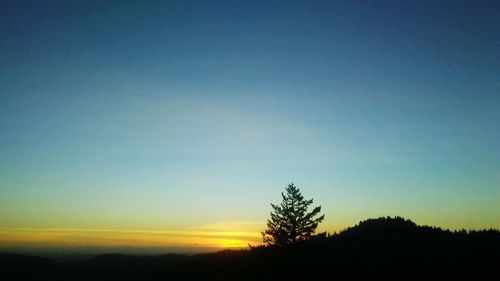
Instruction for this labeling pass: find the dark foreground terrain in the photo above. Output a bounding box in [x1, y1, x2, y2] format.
[2, 217, 499, 280]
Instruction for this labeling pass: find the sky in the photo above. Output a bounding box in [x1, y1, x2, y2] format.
[1, 0, 499, 252]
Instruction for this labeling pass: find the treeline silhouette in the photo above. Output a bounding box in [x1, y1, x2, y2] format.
[2, 217, 499, 280]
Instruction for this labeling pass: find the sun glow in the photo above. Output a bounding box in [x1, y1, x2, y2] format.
[0, 228, 262, 250]
[219, 239, 249, 248]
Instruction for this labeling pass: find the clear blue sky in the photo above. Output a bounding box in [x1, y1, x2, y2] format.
[0, 0, 499, 249]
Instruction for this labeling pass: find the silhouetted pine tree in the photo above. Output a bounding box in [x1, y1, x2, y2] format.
[262, 183, 325, 246]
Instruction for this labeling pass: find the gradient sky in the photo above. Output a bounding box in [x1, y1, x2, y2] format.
[1, 0, 499, 251]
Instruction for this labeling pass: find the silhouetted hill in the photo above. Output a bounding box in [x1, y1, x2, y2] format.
[2, 217, 499, 280]
[0, 254, 62, 280]
[81, 253, 194, 280]
[171, 217, 500, 279]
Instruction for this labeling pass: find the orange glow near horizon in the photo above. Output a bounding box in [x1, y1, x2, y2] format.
[0, 228, 263, 251]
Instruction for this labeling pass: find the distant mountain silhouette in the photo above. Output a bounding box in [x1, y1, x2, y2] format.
[0, 253, 62, 280]
[2, 217, 499, 280]
[83, 253, 194, 280]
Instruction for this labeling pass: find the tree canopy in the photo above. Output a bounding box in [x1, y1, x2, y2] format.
[262, 183, 325, 246]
